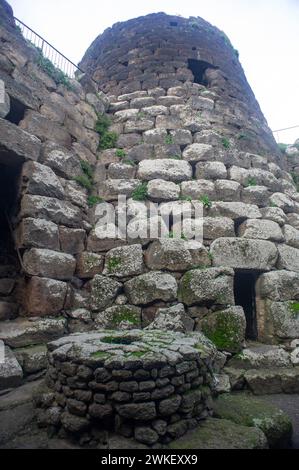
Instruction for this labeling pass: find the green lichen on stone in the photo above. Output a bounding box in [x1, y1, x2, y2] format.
[107, 256, 122, 273]
[90, 351, 110, 358]
[111, 307, 140, 327]
[288, 301, 299, 318]
[213, 392, 292, 448]
[201, 311, 243, 353]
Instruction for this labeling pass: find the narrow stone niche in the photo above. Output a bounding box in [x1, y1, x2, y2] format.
[234, 271, 258, 340]
[187, 59, 217, 86]
[0, 151, 22, 320]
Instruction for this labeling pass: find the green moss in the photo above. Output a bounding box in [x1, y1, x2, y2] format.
[111, 307, 140, 326]
[165, 134, 174, 145]
[221, 137, 230, 149]
[245, 177, 257, 187]
[90, 351, 110, 358]
[201, 312, 243, 352]
[87, 195, 103, 207]
[131, 182, 148, 201]
[289, 301, 299, 318]
[179, 195, 192, 202]
[170, 154, 182, 160]
[107, 256, 121, 273]
[277, 143, 288, 154]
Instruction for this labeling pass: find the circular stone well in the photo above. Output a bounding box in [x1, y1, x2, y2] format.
[38, 329, 217, 446]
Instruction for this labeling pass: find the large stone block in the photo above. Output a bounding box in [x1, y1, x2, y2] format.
[21, 195, 82, 228]
[178, 267, 234, 306]
[23, 249, 76, 280]
[137, 159, 192, 182]
[124, 272, 177, 305]
[103, 244, 144, 278]
[258, 299, 299, 341]
[25, 276, 68, 316]
[40, 142, 82, 179]
[200, 306, 246, 353]
[277, 244, 299, 272]
[182, 143, 213, 163]
[21, 161, 64, 199]
[0, 317, 66, 348]
[0, 343, 23, 390]
[19, 110, 72, 148]
[147, 179, 180, 201]
[0, 117, 41, 162]
[209, 202, 261, 220]
[89, 275, 122, 311]
[59, 227, 86, 255]
[145, 239, 210, 271]
[203, 217, 235, 240]
[238, 218, 284, 242]
[15, 344, 47, 374]
[76, 252, 104, 278]
[147, 303, 194, 332]
[95, 305, 141, 329]
[256, 270, 299, 301]
[210, 238, 278, 271]
[181, 179, 216, 200]
[15, 218, 59, 250]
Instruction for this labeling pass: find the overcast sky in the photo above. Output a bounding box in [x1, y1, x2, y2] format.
[9, 0, 299, 144]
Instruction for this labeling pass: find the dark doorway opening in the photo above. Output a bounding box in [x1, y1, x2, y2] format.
[5, 96, 27, 125]
[234, 271, 258, 340]
[0, 155, 22, 319]
[187, 59, 217, 86]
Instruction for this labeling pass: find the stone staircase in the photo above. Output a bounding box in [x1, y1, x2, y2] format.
[224, 341, 299, 395]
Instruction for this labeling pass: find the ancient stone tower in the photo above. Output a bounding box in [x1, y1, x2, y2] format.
[0, 1, 299, 448]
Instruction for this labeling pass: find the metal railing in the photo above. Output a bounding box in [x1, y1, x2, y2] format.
[14, 17, 86, 80]
[273, 125, 299, 143]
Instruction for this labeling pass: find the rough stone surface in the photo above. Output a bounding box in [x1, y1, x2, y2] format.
[125, 272, 177, 305]
[137, 159, 192, 182]
[178, 267, 234, 307]
[0, 343, 23, 390]
[23, 249, 76, 280]
[213, 392, 292, 448]
[210, 237, 278, 271]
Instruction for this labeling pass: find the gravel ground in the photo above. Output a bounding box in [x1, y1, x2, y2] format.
[260, 394, 299, 449]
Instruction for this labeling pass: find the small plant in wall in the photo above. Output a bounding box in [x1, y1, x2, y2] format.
[87, 195, 103, 207]
[131, 182, 148, 201]
[107, 256, 122, 273]
[115, 149, 126, 158]
[221, 137, 230, 149]
[245, 177, 257, 187]
[95, 114, 118, 150]
[165, 134, 174, 145]
[199, 195, 212, 209]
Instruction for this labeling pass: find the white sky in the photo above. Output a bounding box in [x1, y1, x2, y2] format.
[9, 0, 299, 144]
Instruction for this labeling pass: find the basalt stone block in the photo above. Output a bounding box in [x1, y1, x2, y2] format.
[145, 239, 210, 271]
[59, 227, 86, 255]
[0, 342, 23, 390]
[200, 306, 246, 353]
[76, 252, 104, 278]
[16, 218, 59, 250]
[238, 219, 284, 242]
[40, 142, 82, 179]
[277, 244, 299, 272]
[0, 317, 66, 348]
[0, 117, 41, 162]
[25, 276, 68, 316]
[95, 305, 141, 329]
[137, 159, 192, 182]
[89, 275, 122, 311]
[21, 195, 82, 228]
[23, 248, 76, 280]
[21, 161, 64, 199]
[103, 244, 145, 278]
[256, 270, 299, 301]
[124, 271, 177, 305]
[19, 110, 72, 147]
[210, 237, 278, 271]
[178, 267, 234, 307]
